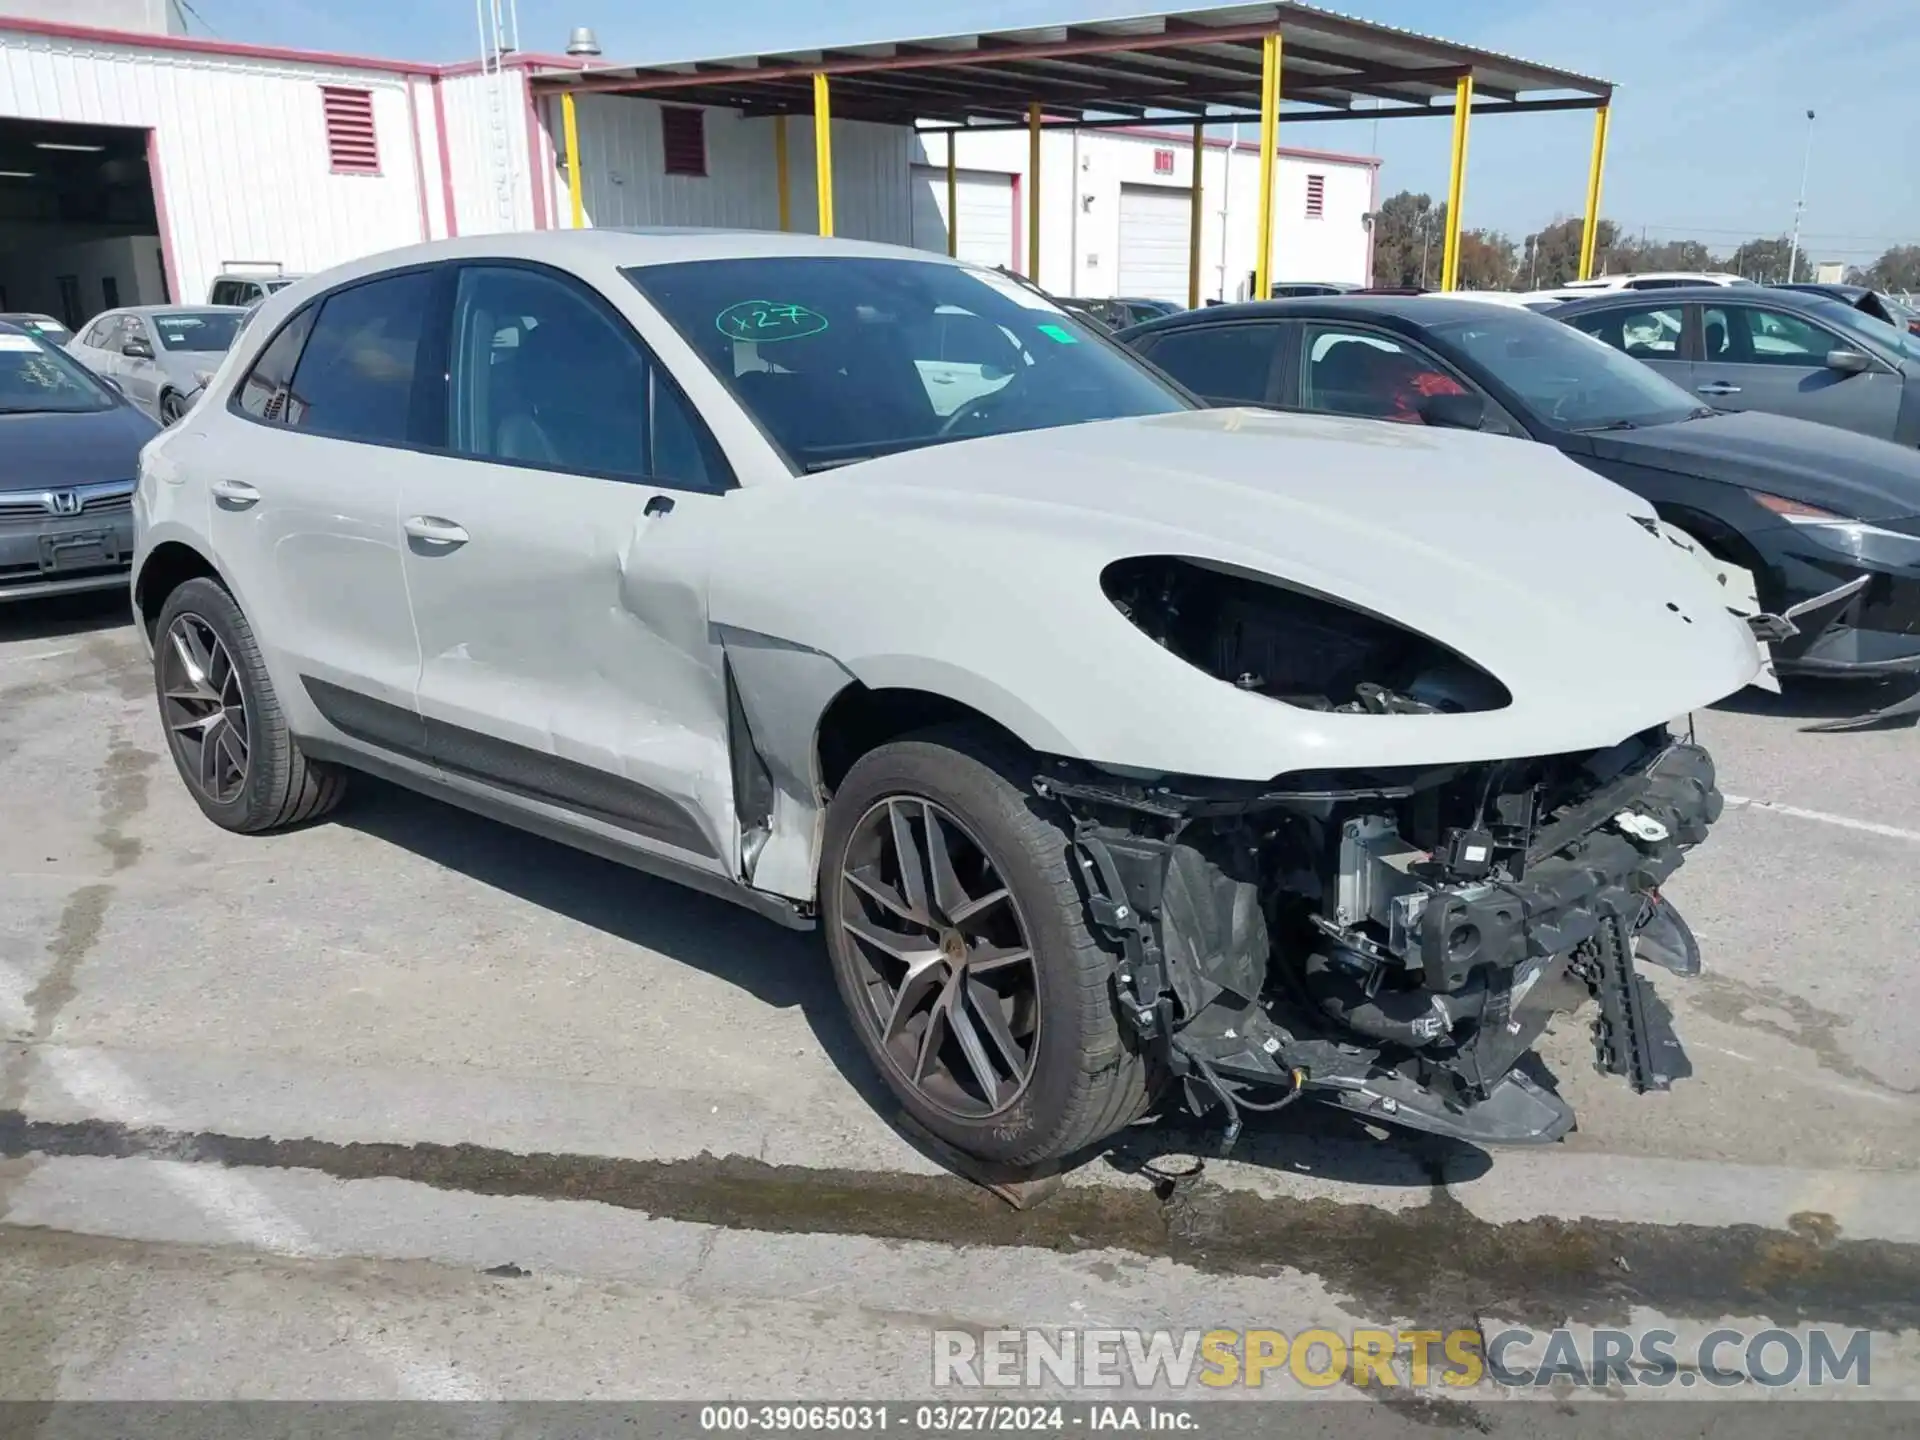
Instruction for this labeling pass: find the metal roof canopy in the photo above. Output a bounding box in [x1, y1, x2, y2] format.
[528, 4, 1612, 131]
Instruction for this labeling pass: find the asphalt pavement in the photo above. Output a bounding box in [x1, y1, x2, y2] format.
[2, 591, 1917, 1418]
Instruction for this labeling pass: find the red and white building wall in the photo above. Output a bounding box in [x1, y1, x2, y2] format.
[0, 14, 1377, 323]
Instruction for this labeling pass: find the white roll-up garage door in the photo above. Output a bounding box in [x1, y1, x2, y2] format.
[1116, 183, 1192, 301]
[910, 166, 1016, 271]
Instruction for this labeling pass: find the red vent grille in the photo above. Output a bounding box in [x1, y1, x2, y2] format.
[1152, 148, 1175, 175]
[661, 106, 707, 177]
[322, 86, 379, 174]
[1305, 173, 1325, 219]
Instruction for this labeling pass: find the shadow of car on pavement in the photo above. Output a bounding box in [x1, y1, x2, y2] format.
[335, 775, 1492, 1197]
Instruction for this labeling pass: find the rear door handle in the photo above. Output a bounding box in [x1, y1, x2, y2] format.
[210, 479, 261, 508]
[404, 515, 469, 548]
[1696, 382, 1741, 396]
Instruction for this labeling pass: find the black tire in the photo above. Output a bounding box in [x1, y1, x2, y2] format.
[159, 391, 188, 426]
[153, 576, 346, 832]
[821, 726, 1153, 1167]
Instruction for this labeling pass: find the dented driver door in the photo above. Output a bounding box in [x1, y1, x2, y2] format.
[396, 261, 739, 875]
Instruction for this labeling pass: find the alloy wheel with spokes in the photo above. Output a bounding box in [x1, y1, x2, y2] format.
[838, 795, 1042, 1120]
[160, 612, 250, 805]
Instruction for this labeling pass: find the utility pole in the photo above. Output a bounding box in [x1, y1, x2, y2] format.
[1786, 108, 1815, 285]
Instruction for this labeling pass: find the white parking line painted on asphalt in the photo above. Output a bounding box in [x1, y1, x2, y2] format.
[1721, 793, 1920, 844]
[0, 646, 80, 667]
[2, 957, 490, 1403]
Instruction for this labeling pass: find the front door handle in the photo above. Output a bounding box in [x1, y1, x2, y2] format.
[210, 478, 261, 508]
[1696, 382, 1742, 396]
[404, 515, 469, 549]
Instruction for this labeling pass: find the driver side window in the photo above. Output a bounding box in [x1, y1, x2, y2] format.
[1298, 324, 1475, 425]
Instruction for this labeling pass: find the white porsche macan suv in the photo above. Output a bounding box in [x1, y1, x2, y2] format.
[133, 231, 1765, 1168]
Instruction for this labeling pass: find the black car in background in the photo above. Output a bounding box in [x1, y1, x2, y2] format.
[1771, 282, 1920, 336]
[1065, 295, 1184, 329]
[0, 319, 157, 603]
[1116, 296, 1920, 726]
[1550, 286, 1920, 445]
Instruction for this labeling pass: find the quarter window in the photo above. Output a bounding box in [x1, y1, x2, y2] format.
[285, 270, 436, 442]
[235, 306, 317, 423]
[448, 264, 727, 490]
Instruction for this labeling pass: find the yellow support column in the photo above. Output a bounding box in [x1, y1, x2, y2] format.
[774, 114, 790, 231]
[1578, 104, 1611, 280]
[813, 73, 834, 237]
[946, 133, 958, 257]
[1439, 74, 1473, 290]
[561, 90, 584, 228]
[1253, 33, 1280, 301]
[1187, 119, 1204, 309]
[1027, 102, 1042, 279]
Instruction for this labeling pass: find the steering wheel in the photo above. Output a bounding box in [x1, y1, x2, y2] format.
[937, 385, 1009, 437]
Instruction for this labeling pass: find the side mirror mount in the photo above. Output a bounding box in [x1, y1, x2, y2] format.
[1418, 391, 1487, 430]
[1826, 348, 1872, 375]
[121, 338, 154, 360]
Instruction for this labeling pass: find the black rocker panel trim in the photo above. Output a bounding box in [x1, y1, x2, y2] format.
[301, 676, 717, 859]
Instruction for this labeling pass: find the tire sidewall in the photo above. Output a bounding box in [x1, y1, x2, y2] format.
[153, 578, 280, 830]
[821, 740, 1107, 1164]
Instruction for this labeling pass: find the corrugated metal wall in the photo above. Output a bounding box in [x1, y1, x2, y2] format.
[562, 94, 913, 244]
[437, 66, 538, 237]
[0, 27, 432, 302]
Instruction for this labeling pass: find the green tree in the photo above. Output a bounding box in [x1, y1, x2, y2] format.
[1861, 245, 1920, 293]
[1723, 236, 1814, 283]
[1454, 228, 1518, 290]
[1369, 190, 1442, 288]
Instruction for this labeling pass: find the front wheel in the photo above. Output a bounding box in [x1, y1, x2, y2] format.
[820, 727, 1153, 1167]
[153, 576, 346, 832]
[159, 391, 189, 426]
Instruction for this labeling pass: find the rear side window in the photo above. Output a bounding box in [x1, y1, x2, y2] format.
[234, 306, 317, 423]
[286, 271, 436, 443]
[1137, 324, 1283, 405]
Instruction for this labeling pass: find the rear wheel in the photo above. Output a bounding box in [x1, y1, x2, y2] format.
[821, 727, 1153, 1167]
[159, 390, 189, 426]
[153, 577, 345, 832]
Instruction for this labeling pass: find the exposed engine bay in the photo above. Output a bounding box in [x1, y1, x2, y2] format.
[1035, 661, 1722, 1148]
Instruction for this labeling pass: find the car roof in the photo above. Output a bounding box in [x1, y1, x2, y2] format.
[277, 228, 983, 299]
[1548, 285, 1840, 314]
[1116, 293, 1524, 338]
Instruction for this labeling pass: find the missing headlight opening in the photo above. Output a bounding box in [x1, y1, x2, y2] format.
[1035, 727, 1722, 1151]
[1101, 556, 1511, 714]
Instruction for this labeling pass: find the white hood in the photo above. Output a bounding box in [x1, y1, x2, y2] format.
[712, 408, 1764, 780]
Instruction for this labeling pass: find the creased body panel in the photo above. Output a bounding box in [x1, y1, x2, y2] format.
[709, 409, 1762, 781]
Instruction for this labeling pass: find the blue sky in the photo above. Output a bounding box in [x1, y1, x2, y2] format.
[195, 0, 1917, 263]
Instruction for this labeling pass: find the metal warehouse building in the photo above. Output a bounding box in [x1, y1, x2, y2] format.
[0, 3, 1611, 327]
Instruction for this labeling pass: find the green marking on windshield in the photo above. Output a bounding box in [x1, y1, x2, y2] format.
[716, 300, 830, 343]
[1037, 323, 1078, 344]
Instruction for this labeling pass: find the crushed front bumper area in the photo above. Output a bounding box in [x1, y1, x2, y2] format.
[1038, 735, 1723, 1151]
[1749, 574, 1920, 731]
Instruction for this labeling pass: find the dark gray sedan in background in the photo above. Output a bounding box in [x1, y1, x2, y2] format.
[1552, 286, 1920, 446]
[1, 320, 155, 602]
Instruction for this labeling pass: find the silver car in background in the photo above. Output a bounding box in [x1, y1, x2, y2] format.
[67, 305, 249, 425]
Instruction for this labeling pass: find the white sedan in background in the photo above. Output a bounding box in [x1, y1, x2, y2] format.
[67, 304, 249, 425]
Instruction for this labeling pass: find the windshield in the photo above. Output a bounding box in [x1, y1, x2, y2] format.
[0, 331, 119, 414]
[153, 311, 245, 353]
[625, 256, 1190, 470]
[1800, 294, 1920, 363]
[1428, 309, 1699, 430]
